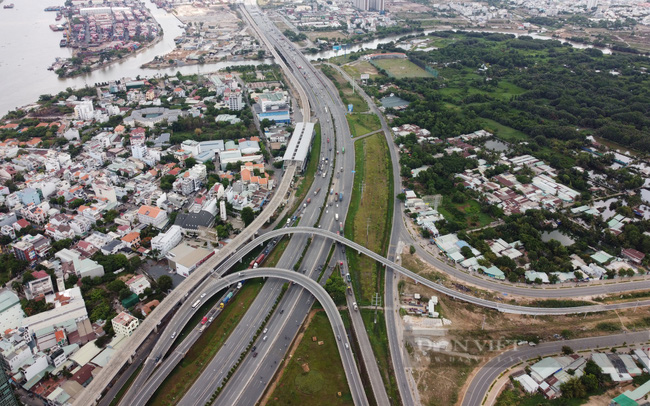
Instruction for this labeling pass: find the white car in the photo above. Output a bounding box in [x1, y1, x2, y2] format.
[200, 293, 206, 299]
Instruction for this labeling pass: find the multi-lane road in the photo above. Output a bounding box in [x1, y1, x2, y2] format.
[76, 4, 650, 406]
[120, 268, 369, 406]
[119, 2, 376, 405]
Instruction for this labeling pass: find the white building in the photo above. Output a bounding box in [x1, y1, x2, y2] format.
[224, 88, 243, 111]
[151, 225, 182, 256]
[74, 101, 95, 121]
[166, 243, 214, 277]
[22, 351, 48, 382]
[24, 271, 54, 300]
[137, 205, 168, 228]
[21, 287, 88, 336]
[112, 312, 139, 336]
[55, 248, 105, 279]
[0, 290, 26, 333]
[0, 337, 33, 373]
[126, 275, 151, 296]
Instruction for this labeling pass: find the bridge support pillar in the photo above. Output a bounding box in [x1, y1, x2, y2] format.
[154, 325, 158, 333]
[128, 353, 135, 364]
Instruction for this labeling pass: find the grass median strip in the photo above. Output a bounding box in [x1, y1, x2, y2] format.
[266, 311, 353, 405]
[147, 279, 264, 406]
[347, 113, 381, 138]
[344, 133, 392, 303]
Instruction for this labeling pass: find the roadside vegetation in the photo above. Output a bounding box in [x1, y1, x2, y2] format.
[347, 113, 381, 138]
[344, 133, 393, 303]
[320, 64, 369, 112]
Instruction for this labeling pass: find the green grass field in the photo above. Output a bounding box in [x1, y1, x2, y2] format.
[320, 65, 369, 112]
[342, 61, 380, 79]
[147, 280, 264, 406]
[347, 113, 381, 138]
[437, 199, 493, 229]
[344, 133, 392, 303]
[372, 58, 433, 79]
[267, 311, 352, 406]
[479, 118, 529, 142]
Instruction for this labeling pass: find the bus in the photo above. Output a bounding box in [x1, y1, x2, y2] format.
[191, 300, 201, 309]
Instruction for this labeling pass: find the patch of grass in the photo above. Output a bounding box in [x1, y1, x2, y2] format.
[344, 134, 392, 303]
[292, 123, 322, 214]
[529, 299, 595, 308]
[372, 58, 433, 78]
[306, 30, 347, 41]
[267, 311, 352, 405]
[147, 280, 265, 406]
[342, 61, 380, 79]
[479, 118, 529, 142]
[595, 321, 620, 332]
[496, 388, 589, 406]
[360, 309, 400, 404]
[347, 113, 381, 138]
[437, 199, 493, 229]
[320, 65, 369, 112]
[265, 238, 289, 267]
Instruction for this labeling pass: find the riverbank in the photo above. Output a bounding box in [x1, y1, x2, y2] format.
[57, 33, 165, 78]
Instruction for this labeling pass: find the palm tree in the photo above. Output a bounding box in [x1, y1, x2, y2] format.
[11, 281, 23, 294]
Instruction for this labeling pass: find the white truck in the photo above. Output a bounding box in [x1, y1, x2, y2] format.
[335, 213, 339, 221]
[353, 302, 358, 311]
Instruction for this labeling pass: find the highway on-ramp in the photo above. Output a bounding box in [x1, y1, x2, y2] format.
[121, 268, 369, 406]
[207, 227, 650, 316]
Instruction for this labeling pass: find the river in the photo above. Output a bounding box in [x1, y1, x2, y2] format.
[305, 28, 614, 61]
[0, 0, 268, 116]
[0, 5, 616, 116]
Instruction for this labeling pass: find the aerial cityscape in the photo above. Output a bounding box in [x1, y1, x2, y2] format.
[0, 0, 650, 405]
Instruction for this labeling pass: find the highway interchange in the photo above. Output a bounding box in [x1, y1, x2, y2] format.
[118, 1, 378, 405]
[72, 3, 650, 406]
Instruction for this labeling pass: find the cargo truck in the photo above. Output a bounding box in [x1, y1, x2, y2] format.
[353, 302, 358, 311]
[220, 292, 234, 308]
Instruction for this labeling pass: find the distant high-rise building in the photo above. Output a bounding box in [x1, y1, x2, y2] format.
[353, 0, 383, 11]
[587, 0, 598, 9]
[0, 367, 18, 406]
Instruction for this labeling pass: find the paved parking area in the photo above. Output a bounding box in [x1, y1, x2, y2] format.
[143, 260, 185, 288]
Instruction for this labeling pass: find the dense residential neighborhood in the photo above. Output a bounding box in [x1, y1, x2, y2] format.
[0, 68, 298, 404]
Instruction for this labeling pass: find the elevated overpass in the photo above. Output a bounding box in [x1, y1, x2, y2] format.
[72, 164, 296, 406]
[213, 227, 650, 316]
[123, 268, 369, 406]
